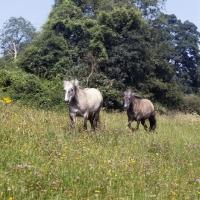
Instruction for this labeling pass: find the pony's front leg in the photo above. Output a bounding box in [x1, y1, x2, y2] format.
[128, 120, 135, 131]
[135, 121, 140, 131]
[70, 113, 76, 128]
[135, 113, 142, 131]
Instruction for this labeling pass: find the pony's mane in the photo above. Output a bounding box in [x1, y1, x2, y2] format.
[124, 90, 142, 99]
[132, 93, 143, 99]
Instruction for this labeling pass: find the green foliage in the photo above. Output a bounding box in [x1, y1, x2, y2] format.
[0, 69, 64, 111]
[101, 88, 123, 110]
[181, 94, 200, 114]
[17, 30, 72, 79]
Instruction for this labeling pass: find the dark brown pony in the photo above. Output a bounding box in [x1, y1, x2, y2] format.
[123, 90, 156, 132]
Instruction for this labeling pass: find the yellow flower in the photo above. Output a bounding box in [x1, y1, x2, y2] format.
[95, 190, 101, 193]
[9, 197, 13, 200]
[198, 191, 200, 195]
[3, 97, 13, 104]
[130, 158, 136, 163]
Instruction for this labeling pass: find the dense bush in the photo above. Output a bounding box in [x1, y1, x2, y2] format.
[0, 69, 66, 111]
[181, 94, 200, 114]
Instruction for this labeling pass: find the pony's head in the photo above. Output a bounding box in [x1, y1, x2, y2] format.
[63, 80, 78, 104]
[123, 90, 132, 110]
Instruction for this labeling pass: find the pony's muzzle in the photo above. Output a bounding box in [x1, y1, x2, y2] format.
[65, 100, 69, 104]
[124, 106, 128, 111]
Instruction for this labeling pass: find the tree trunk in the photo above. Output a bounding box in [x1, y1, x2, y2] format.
[12, 41, 18, 59]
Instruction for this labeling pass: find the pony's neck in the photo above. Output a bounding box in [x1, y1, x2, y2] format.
[73, 85, 84, 103]
[131, 97, 137, 108]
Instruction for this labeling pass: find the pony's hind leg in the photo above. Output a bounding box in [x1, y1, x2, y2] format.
[149, 115, 157, 133]
[83, 113, 89, 130]
[94, 109, 101, 129]
[141, 119, 148, 131]
[88, 114, 96, 131]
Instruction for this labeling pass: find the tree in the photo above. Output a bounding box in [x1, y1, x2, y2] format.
[0, 17, 36, 59]
[135, 0, 166, 20]
[18, 0, 184, 109]
[17, 30, 72, 79]
[164, 15, 200, 93]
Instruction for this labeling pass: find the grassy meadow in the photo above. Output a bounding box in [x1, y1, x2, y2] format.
[0, 100, 200, 200]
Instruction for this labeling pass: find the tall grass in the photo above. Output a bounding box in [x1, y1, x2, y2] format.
[0, 101, 200, 200]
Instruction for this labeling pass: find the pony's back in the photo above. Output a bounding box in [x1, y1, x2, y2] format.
[140, 99, 154, 112]
[84, 88, 103, 111]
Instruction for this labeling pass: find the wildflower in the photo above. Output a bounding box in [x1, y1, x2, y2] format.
[95, 190, 101, 193]
[68, 193, 72, 197]
[3, 97, 13, 104]
[130, 158, 136, 163]
[17, 164, 24, 168]
[9, 197, 13, 200]
[198, 191, 200, 195]
[196, 178, 200, 183]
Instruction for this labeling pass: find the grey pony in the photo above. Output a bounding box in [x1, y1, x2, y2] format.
[63, 80, 103, 131]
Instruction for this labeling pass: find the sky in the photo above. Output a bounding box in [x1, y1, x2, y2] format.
[0, 0, 200, 32]
[165, 0, 200, 31]
[0, 0, 54, 31]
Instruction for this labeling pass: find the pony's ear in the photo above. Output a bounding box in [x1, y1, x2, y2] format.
[124, 90, 132, 96]
[74, 79, 79, 86]
[71, 79, 79, 86]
